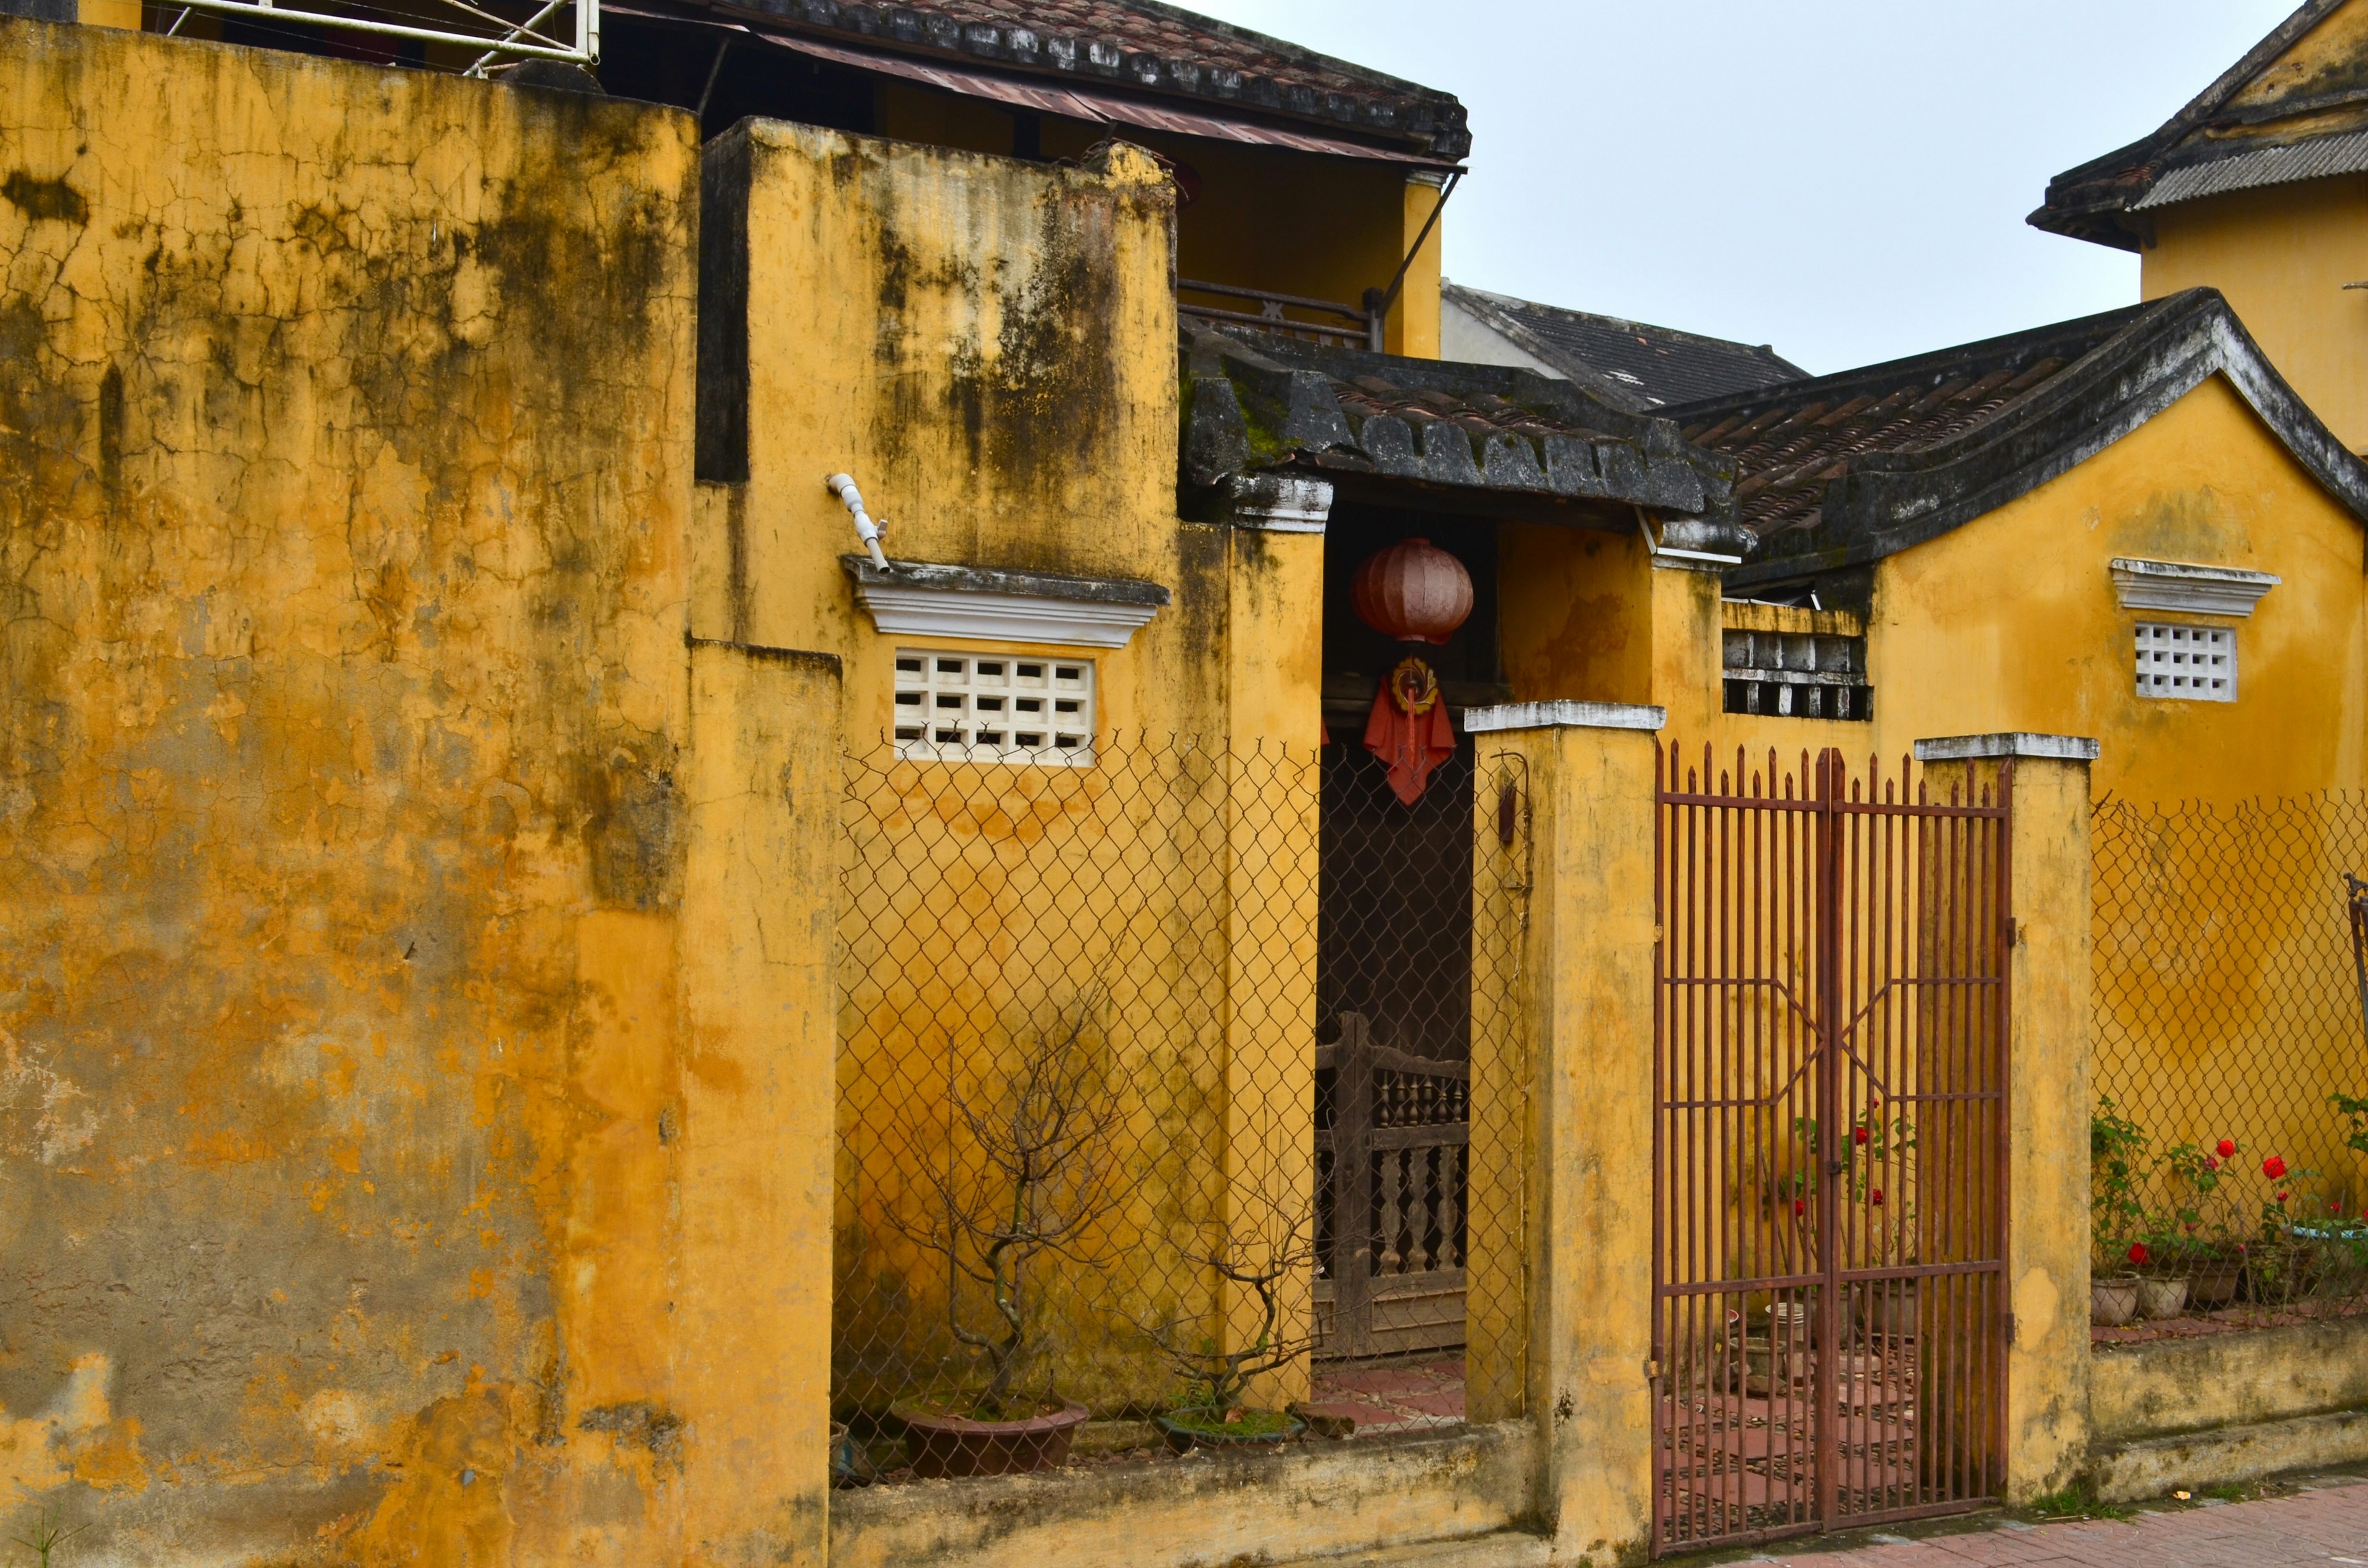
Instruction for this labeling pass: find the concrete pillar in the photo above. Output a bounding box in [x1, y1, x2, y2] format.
[76, 0, 142, 28]
[1914, 732, 2098, 1504]
[676, 638, 844, 1566]
[1465, 699, 1667, 1566]
[1222, 479, 1327, 1406]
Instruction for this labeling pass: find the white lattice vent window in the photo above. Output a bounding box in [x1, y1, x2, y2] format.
[2134, 623, 2235, 702]
[893, 651, 1095, 764]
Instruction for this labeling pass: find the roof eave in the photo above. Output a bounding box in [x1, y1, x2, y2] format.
[1179, 326, 1740, 525]
[718, 0, 1473, 157]
[1724, 290, 2368, 591]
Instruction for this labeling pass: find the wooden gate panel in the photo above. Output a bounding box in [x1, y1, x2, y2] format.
[1315, 1014, 1470, 1359]
[1653, 748, 2010, 1557]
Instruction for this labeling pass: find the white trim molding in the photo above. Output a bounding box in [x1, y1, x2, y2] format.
[2109, 557, 2280, 618]
[1463, 700, 1667, 734]
[1914, 733, 2100, 762]
[843, 557, 1169, 650]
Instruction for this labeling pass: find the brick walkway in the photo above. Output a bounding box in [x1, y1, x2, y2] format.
[1747, 1475, 2368, 1568]
[1302, 1355, 1467, 1434]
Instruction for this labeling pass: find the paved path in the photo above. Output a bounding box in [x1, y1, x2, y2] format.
[1750, 1476, 2368, 1568]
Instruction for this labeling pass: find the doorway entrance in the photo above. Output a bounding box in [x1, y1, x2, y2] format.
[1652, 747, 2012, 1554]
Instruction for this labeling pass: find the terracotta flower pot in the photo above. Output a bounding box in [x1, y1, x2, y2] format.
[1153, 1408, 1307, 1455]
[2137, 1276, 2189, 1320]
[2090, 1275, 2141, 1326]
[891, 1398, 1090, 1478]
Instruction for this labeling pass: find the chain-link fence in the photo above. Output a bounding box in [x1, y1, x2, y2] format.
[2090, 793, 2368, 1338]
[832, 732, 1529, 1479]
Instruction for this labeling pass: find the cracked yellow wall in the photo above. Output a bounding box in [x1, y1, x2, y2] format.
[0, 18, 832, 1563]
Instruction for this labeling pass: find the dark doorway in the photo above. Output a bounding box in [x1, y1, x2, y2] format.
[1314, 512, 1497, 1361]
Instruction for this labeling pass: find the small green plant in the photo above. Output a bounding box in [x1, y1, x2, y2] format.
[10, 1508, 86, 1568]
[2334, 1091, 2368, 1159]
[2026, 1480, 2133, 1522]
[2092, 1098, 2151, 1265]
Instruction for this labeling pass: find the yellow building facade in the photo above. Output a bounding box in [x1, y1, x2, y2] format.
[15, 1, 2368, 1564]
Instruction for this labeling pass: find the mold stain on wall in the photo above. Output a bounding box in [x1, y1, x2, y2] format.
[1, 21, 700, 1560]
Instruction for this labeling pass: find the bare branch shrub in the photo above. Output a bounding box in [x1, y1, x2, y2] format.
[895, 994, 1124, 1418]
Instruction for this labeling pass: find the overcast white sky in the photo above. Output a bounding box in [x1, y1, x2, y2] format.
[1180, 1, 2300, 374]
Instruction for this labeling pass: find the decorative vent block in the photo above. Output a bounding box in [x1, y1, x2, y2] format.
[1721, 629, 1872, 723]
[893, 651, 1095, 764]
[2134, 623, 2235, 702]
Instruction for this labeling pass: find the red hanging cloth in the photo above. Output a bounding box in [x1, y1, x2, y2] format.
[1363, 655, 1456, 806]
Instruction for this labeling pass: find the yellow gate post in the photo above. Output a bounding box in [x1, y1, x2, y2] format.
[1915, 733, 2099, 1505]
[1466, 699, 1667, 1566]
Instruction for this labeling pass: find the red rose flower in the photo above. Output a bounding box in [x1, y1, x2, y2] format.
[1793, 1197, 1807, 1217]
[2204, 1155, 2221, 1173]
[1853, 1126, 1869, 1146]
[2217, 1139, 2237, 1159]
[2264, 1155, 2288, 1180]
[2127, 1242, 2150, 1266]
[2278, 1189, 2290, 1204]
[1871, 1188, 1886, 1207]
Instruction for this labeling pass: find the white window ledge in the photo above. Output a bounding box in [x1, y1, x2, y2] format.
[2109, 557, 2279, 618]
[844, 557, 1169, 650]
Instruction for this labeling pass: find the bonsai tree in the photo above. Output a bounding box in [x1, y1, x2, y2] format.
[1133, 1197, 1320, 1439]
[898, 996, 1123, 1420]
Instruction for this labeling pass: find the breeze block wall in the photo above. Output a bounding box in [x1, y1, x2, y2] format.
[0, 19, 769, 1561]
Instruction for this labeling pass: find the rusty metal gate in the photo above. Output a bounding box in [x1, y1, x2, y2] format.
[1653, 747, 2010, 1556]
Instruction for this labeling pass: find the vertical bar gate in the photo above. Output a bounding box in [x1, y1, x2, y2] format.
[1652, 747, 2011, 1555]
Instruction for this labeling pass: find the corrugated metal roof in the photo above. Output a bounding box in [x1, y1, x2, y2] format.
[2134, 129, 2368, 210]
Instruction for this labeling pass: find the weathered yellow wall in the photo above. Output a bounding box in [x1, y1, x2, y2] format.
[701, 120, 1328, 1416]
[870, 83, 1445, 356]
[0, 18, 854, 1562]
[2143, 179, 2368, 452]
[1695, 377, 2367, 806]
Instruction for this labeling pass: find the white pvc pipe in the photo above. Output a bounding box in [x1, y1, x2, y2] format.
[828, 474, 889, 569]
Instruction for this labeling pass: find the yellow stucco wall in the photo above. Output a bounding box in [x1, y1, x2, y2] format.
[871, 79, 1447, 357]
[2143, 179, 2368, 453]
[0, 18, 846, 1564]
[699, 120, 1330, 1417]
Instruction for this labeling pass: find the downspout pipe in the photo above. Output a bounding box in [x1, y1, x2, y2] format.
[827, 474, 889, 569]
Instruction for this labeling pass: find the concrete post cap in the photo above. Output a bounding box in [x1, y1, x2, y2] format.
[1462, 700, 1667, 734]
[1912, 733, 2100, 761]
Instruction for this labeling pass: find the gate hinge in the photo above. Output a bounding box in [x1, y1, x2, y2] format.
[1645, 1358, 1661, 1384]
[2005, 917, 2022, 948]
[2004, 1312, 2016, 1346]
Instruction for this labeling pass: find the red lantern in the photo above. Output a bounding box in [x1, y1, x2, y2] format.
[1352, 538, 1473, 646]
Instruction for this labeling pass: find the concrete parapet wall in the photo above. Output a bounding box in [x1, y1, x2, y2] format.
[2087, 1315, 2368, 1499]
[829, 1421, 1537, 1568]
[2093, 1315, 2368, 1443]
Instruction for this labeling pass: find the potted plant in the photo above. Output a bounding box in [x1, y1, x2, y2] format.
[2090, 1099, 2148, 1325]
[890, 999, 1122, 1477]
[1135, 1203, 1317, 1454]
[1842, 1104, 1919, 1342]
[2156, 1138, 2245, 1306]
